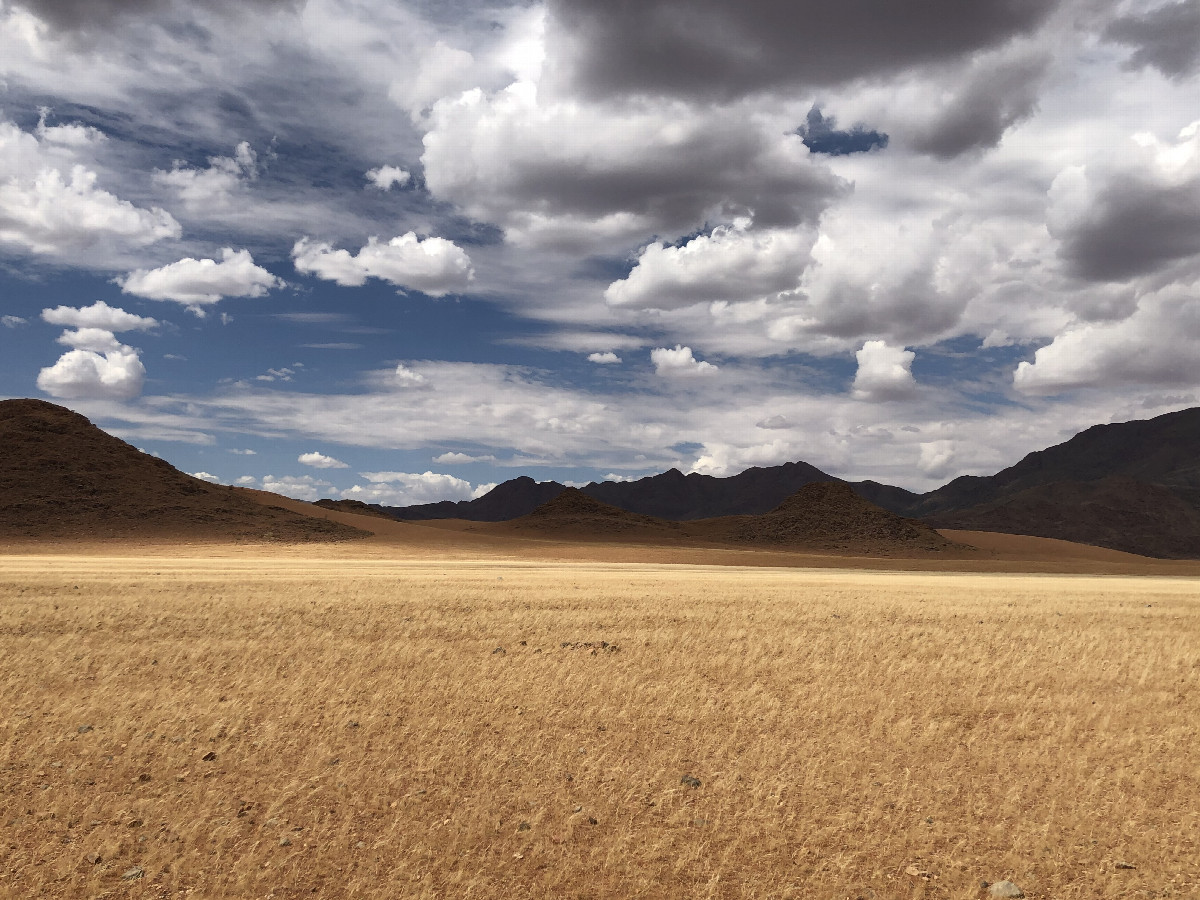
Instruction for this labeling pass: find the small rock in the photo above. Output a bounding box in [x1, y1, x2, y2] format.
[587, 817, 598, 826]
[279, 837, 291, 847]
[492, 647, 506, 656]
[518, 821, 531, 831]
[121, 866, 145, 881]
[355, 841, 365, 849]
[573, 805, 583, 813]
[329, 757, 340, 766]
[77, 725, 93, 734]
[680, 775, 702, 788]
[348, 721, 359, 728]
[137, 773, 151, 782]
[127, 818, 144, 828]
[905, 865, 933, 879]
[989, 881, 1024, 899]
[1115, 861, 1136, 870]
[201, 751, 217, 762]
[84, 852, 102, 865]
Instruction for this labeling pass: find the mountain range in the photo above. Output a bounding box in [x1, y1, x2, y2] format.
[383, 407, 1200, 559]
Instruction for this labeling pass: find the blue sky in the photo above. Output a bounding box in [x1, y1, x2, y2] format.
[2, 0, 1199, 504]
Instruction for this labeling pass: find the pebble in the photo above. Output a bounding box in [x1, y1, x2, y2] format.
[1115, 861, 1137, 870]
[279, 837, 291, 847]
[989, 881, 1024, 898]
[680, 775, 702, 788]
[518, 821, 531, 832]
[492, 647, 506, 656]
[77, 725, 93, 734]
[121, 866, 145, 881]
[84, 852, 102, 865]
[201, 751, 217, 762]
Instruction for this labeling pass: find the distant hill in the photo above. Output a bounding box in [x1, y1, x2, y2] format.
[915, 407, 1200, 558]
[0, 399, 367, 542]
[714, 481, 953, 553]
[497, 487, 683, 539]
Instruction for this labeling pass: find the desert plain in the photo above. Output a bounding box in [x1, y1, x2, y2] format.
[3, 517, 1199, 900]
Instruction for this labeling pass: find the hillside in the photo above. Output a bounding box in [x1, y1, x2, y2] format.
[705, 481, 957, 553]
[0, 399, 366, 542]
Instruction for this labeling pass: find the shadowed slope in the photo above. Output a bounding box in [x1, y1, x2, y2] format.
[709, 481, 958, 553]
[0, 399, 367, 542]
[499, 488, 683, 538]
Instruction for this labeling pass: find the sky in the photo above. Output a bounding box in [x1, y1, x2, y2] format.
[2, 0, 1199, 506]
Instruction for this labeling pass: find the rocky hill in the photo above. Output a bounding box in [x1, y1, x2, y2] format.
[0, 399, 366, 542]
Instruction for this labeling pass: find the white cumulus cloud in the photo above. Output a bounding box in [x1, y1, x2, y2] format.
[41, 300, 158, 332]
[651, 345, 718, 377]
[587, 351, 621, 364]
[37, 345, 146, 400]
[260, 474, 333, 502]
[605, 222, 814, 311]
[365, 165, 412, 190]
[298, 451, 349, 469]
[851, 340, 917, 401]
[344, 470, 477, 505]
[153, 141, 258, 210]
[292, 233, 474, 296]
[119, 248, 282, 311]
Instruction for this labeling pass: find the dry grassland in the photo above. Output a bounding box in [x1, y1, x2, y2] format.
[2, 553, 1198, 899]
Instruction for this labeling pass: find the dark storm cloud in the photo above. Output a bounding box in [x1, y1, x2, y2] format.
[907, 50, 1048, 158]
[546, 0, 1056, 99]
[797, 107, 888, 156]
[1105, 1, 1200, 80]
[1054, 174, 1200, 282]
[12, 0, 298, 31]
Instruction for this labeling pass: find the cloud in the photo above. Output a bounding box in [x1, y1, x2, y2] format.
[228, 448, 256, 455]
[298, 451, 349, 469]
[345, 470, 477, 505]
[2, 315, 28, 327]
[650, 345, 717, 377]
[394, 363, 427, 386]
[432, 451, 496, 464]
[10, 0, 299, 32]
[587, 351, 621, 364]
[545, 0, 1056, 101]
[421, 81, 846, 251]
[41, 299, 158, 331]
[1105, 1, 1200, 80]
[606, 221, 814, 311]
[0, 163, 180, 262]
[905, 45, 1049, 158]
[1047, 124, 1200, 282]
[917, 440, 958, 479]
[797, 107, 888, 156]
[1013, 289, 1200, 395]
[36, 344, 145, 400]
[851, 340, 917, 401]
[56, 326, 124, 352]
[260, 474, 332, 502]
[119, 248, 282, 311]
[153, 142, 258, 211]
[756, 415, 792, 430]
[365, 165, 411, 191]
[190, 471, 220, 482]
[292, 233, 474, 296]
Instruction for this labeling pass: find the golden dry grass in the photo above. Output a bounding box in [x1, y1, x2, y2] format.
[2, 552, 1198, 899]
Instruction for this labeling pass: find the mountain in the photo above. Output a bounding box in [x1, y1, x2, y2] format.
[912, 407, 1200, 558]
[909, 406, 1200, 518]
[389, 475, 567, 521]
[0, 399, 366, 542]
[389, 461, 843, 522]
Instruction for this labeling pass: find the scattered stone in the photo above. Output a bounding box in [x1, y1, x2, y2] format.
[137, 773, 151, 782]
[1115, 861, 1137, 870]
[329, 757, 340, 766]
[680, 775, 702, 789]
[587, 817, 598, 826]
[924, 816, 934, 824]
[77, 725, 93, 734]
[121, 866, 145, 881]
[573, 805, 583, 813]
[989, 881, 1024, 898]
[279, 837, 291, 847]
[348, 721, 359, 728]
[518, 821, 531, 832]
[201, 751, 217, 762]
[492, 647, 506, 656]
[127, 818, 144, 828]
[355, 841, 365, 849]
[905, 865, 933, 879]
[84, 852, 102, 865]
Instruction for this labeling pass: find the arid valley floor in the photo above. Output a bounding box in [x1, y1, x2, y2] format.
[3, 525, 1199, 899]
